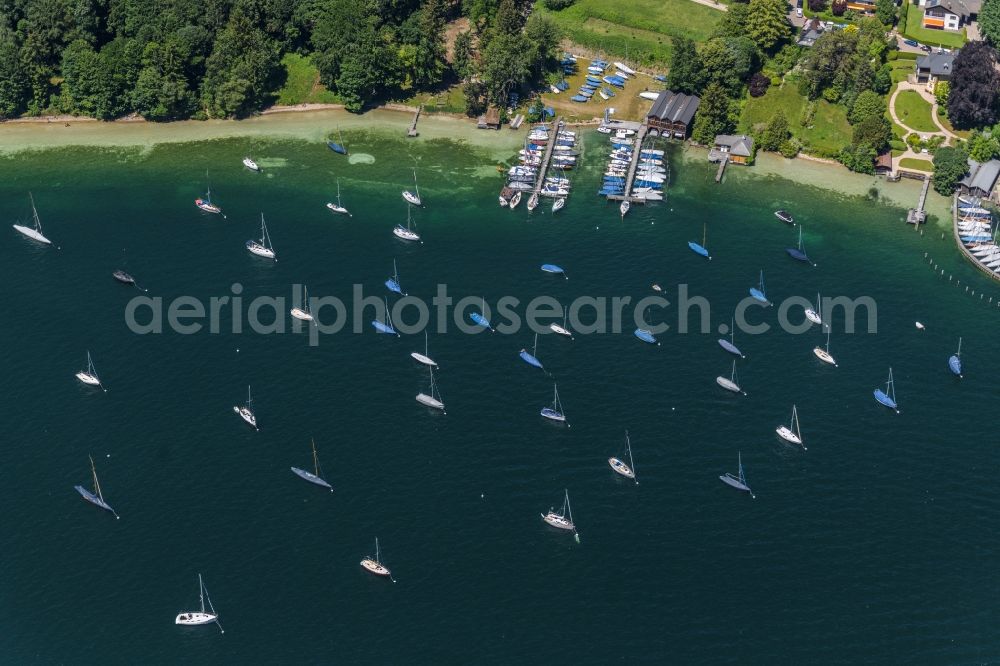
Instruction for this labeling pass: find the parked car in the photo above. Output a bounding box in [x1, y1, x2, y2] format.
[903, 38, 919, 47]
[920, 44, 932, 52]
[796, 7, 803, 16]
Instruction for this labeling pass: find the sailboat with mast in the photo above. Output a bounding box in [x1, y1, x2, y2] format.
[608, 431, 638, 483]
[245, 214, 276, 260]
[195, 174, 223, 215]
[716, 359, 746, 395]
[415, 367, 446, 413]
[13, 193, 52, 245]
[813, 324, 837, 366]
[326, 179, 351, 215]
[402, 169, 423, 206]
[290, 284, 314, 322]
[948, 337, 963, 377]
[469, 297, 494, 332]
[372, 297, 400, 336]
[291, 438, 333, 491]
[786, 226, 812, 264]
[805, 293, 823, 325]
[74, 455, 119, 518]
[411, 331, 437, 367]
[749, 270, 769, 305]
[550, 305, 573, 338]
[75, 351, 106, 391]
[873, 367, 899, 412]
[775, 405, 804, 449]
[717, 317, 744, 357]
[541, 489, 578, 539]
[719, 452, 755, 498]
[393, 206, 422, 243]
[175, 574, 223, 632]
[519, 333, 544, 370]
[540, 382, 568, 424]
[327, 127, 348, 155]
[113, 249, 139, 287]
[385, 259, 406, 295]
[233, 385, 258, 430]
[688, 223, 711, 259]
[360, 538, 394, 580]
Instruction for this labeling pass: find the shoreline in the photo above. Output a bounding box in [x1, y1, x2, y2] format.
[1, 106, 951, 220]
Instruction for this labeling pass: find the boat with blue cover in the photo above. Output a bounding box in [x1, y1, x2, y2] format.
[873, 367, 898, 412]
[74, 455, 119, 519]
[654, 74, 667, 82]
[571, 95, 588, 102]
[541, 263, 567, 278]
[749, 270, 769, 304]
[385, 259, 405, 295]
[372, 297, 399, 336]
[634, 328, 659, 345]
[948, 337, 962, 377]
[718, 318, 744, 357]
[327, 128, 348, 155]
[689, 223, 711, 259]
[519, 333, 544, 370]
[469, 298, 494, 332]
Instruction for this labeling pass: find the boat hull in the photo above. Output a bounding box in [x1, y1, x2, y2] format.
[74, 486, 116, 515]
[873, 389, 898, 411]
[948, 355, 962, 377]
[775, 426, 803, 446]
[719, 473, 752, 494]
[361, 559, 391, 577]
[76, 372, 101, 386]
[175, 612, 218, 625]
[290, 308, 313, 321]
[541, 512, 575, 530]
[326, 203, 350, 215]
[718, 339, 743, 357]
[519, 350, 544, 369]
[813, 347, 837, 366]
[416, 393, 445, 411]
[233, 406, 258, 429]
[688, 242, 710, 259]
[195, 200, 221, 214]
[246, 241, 275, 260]
[608, 457, 635, 479]
[634, 329, 658, 345]
[716, 376, 741, 393]
[402, 191, 422, 206]
[410, 352, 437, 367]
[540, 408, 566, 423]
[12, 224, 52, 244]
[290, 467, 333, 490]
[393, 226, 421, 242]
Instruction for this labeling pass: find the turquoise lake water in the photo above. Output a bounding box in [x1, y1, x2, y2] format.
[1, 128, 998, 663]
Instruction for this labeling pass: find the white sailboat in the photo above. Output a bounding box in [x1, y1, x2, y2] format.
[415, 367, 446, 413]
[508, 191, 523, 209]
[620, 200, 630, 218]
[361, 538, 395, 581]
[393, 206, 422, 243]
[552, 197, 566, 214]
[540, 382, 568, 424]
[813, 324, 837, 366]
[805, 292, 822, 325]
[290, 284, 314, 321]
[775, 405, 804, 449]
[326, 179, 351, 215]
[410, 331, 438, 367]
[75, 351, 106, 391]
[175, 574, 223, 632]
[291, 438, 333, 491]
[233, 385, 258, 430]
[245, 214, 276, 260]
[527, 192, 540, 211]
[541, 489, 579, 540]
[13, 193, 52, 245]
[550, 306, 573, 338]
[608, 430, 637, 483]
[716, 359, 746, 395]
[402, 169, 422, 206]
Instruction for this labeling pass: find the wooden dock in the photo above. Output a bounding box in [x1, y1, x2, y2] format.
[606, 125, 649, 203]
[532, 116, 562, 196]
[715, 155, 729, 183]
[951, 194, 1000, 282]
[907, 177, 930, 226]
[407, 106, 421, 137]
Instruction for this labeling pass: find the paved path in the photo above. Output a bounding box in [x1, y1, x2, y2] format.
[687, 0, 728, 11]
[888, 81, 956, 140]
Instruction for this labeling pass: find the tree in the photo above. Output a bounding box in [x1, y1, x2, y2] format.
[968, 130, 1000, 162]
[852, 115, 892, 152]
[200, 7, 282, 117]
[699, 37, 758, 95]
[935, 81, 949, 108]
[832, 0, 847, 15]
[480, 32, 530, 105]
[463, 80, 486, 116]
[543, 0, 575, 8]
[746, 0, 791, 52]
[666, 37, 701, 94]
[932, 145, 970, 195]
[409, 0, 447, 87]
[808, 0, 827, 11]
[748, 72, 770, 97]
[849, 90, 886, 124]
[452, 31, 473, 80]
[839, 143, 876, 174]
[524, 14, 562, 78]
[691, 82, 734, 144]
[875, 0, 896, 25]
[947, 41, 1000, 129]
[759, 109, 790, 151]
[714, 4, 751, 39]
[0, 23, 28, 118]
[980, 0, 1000, 46]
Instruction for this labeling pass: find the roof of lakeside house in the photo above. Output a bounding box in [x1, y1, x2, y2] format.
[714, 134, 754, 157]
[924, 0, 980, 16]
[875, 151, 893, 170]
[797, 19, 826, 46]
[646, 91, 700, 125]
[915, 52, 956, 77]
[961, 158, 1000, 193]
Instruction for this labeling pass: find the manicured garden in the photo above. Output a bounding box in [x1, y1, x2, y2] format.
[899, 157, 934, 171]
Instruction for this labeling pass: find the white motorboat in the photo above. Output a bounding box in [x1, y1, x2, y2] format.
[527, 193, 539, 211]
[775, 405, 804, 448]
[620, 200, 630, 218]
[13, 193, 52, 245]
[245, 214, 276, 260]
[175, 574, 223, 632]
[552, 197, 566, 213]
[233, 385, 258, 430]
[242, 156, 260, 172]
[290, 285, 314, 321]
[498, 194, 509, 207]
[915, 321, 926, 330]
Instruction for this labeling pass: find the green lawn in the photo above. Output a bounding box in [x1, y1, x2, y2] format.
[899, 157, 934, 171]
[274, 54, 341, 106]
[401, 84, 467, 115]
[890, 60, 915, 84]
[900, 1, 967, 48]
[894, 90, 938, 133]
[740, 82, 852, 158]
[534, 0, 723, 66]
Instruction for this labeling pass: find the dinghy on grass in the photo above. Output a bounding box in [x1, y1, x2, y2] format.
[873, 367, 899, 413]
[291, 438, 333, 491]
[719, 452, 755, 498]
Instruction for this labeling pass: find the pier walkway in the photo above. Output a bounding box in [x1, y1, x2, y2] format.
[532, 117, 563, 197]
[607, 125, 650, 204]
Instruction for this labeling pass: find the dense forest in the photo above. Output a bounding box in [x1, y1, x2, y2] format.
[0, 0, 561, 120]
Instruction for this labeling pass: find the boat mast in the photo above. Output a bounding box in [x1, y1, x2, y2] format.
[246, 385, 252, 410]
[29, 192, 41, 232]
[626, 430, 637, 483]
[337, 179, 342, 206]
[424, 330, 429, 356]
[89, 455, 102, 501]
[956, 337, 962, 357]
[311, 438, 320, 476]
[375, 538, 381, 564]
[532, 332, 538, 356]
[198, 573, 206, 613]
[792, 405, 800, 439]
[413, 169, 419, 198]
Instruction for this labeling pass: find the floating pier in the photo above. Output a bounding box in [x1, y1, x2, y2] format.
[906, 177, 930, 226]
[715, 155, 729, 183]
[606, 124, 650, 204]
[532, 116, 563, 197]
[951, 194, 1000, 282]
